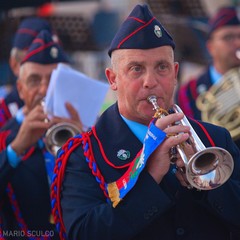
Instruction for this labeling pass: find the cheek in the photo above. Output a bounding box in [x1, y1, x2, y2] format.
[161, 79, 175, 91]
[24, 90, 37, 106]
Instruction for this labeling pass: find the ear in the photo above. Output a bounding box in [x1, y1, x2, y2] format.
[105, 67, 117, 91]
[174, 62, 179, 85]
[206, 39, 213, 56]
[16, 78, 24, 100]
[9, 56, 20, 77]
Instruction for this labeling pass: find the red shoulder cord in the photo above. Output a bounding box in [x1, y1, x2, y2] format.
[51, 129, 109, 240]
[0, 99, 12, 128]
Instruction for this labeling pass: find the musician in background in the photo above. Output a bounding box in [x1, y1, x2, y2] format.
[0, 17, 58, 128]
[51, 4, 240, 240]
[176, 6, 240, 148]
[0, 30, 82, 239]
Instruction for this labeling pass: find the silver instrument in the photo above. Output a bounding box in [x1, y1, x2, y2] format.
[147, 95, 234, 190]
[45, 122, 79, 156]
[42, 99, 80, 156]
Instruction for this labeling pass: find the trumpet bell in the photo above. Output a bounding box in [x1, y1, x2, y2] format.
[45, 122, 79, 155]
[186, 147, 234, 190]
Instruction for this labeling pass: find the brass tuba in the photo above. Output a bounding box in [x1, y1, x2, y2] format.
[196, 67, 240, 140]
[148, 95, 234, 191]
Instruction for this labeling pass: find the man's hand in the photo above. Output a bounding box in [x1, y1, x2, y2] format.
[147, 112, 191, 184]
[11, 104, 52, 155]
[49, 102, 83, 133]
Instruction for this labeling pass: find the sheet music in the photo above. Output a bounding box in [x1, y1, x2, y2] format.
[45, 63, 109, 130]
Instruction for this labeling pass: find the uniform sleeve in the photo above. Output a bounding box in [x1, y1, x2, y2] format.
[0, 127, 18, 194]
[0, 149, 16, 194]
[61, 149, 174, 240]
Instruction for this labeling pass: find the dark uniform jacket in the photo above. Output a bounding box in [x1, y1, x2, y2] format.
[57, 103, 240, 240]
[0, 118, 59, 239]
[0, 86, 24, 128]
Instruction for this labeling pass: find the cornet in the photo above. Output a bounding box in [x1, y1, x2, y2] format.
[147, 95, 234, 190]
[42, 99, 80, 156]
[45, 122, 80, 156]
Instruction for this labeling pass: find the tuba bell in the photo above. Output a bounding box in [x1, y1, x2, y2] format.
[148, 95, 234, 191]
[196, 67, 240, 140]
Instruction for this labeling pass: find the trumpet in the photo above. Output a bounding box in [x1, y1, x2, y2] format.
[147, 95, 234, 190]
[42, 99, 80, 156]
[45, 122, 80, 156]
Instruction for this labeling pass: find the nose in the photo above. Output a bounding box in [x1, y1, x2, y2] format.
[38, 79, 49, 96]
[143, 71, 158, 89]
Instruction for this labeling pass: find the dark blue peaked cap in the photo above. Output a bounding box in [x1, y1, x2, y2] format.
[21, 30, 69, 65]
[108, 4, 175, 57]
[13, 17, 53, 50]
[208, 6, 240, 37]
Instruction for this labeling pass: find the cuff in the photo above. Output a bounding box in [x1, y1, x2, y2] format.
[7, 144, 21, 168]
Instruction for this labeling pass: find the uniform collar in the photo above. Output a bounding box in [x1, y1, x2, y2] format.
[121, 115, 148, 143]
[94, 103, 143, 168]
[15, 107, 25, 124]
[209, 65, 222, 85]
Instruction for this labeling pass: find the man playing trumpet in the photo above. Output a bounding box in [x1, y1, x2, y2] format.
[0, 30, 82, 239]
[51, 4, 240, 240]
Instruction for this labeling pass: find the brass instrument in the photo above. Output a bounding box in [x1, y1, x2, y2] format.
[196, 67, 240, 140]
[147, 95, 234, 190]
[42, 99, 80, 156]
[45, 122, 80, 156]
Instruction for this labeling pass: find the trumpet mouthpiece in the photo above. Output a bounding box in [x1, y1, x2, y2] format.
[147, 95, 160, 112]
[147, 95, 157, 103]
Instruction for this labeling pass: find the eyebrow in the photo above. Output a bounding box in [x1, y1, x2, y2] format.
[25, 73, 41, 81]
[127, 59, 170, 67]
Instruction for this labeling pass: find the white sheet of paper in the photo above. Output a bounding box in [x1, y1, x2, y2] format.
[45, 63, 109, 130]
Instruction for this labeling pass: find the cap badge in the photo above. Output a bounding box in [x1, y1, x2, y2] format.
[117, 149, 130, 161]
[154, 25, 162, 38]
[50, 46, 58, 59]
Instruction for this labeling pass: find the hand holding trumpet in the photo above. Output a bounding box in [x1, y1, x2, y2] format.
[146, 110, 191, 185]
[11, 101, 83, 156]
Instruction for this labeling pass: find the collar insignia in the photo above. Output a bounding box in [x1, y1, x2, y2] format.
[117, 149, 130, 160]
